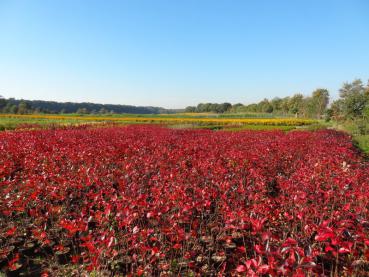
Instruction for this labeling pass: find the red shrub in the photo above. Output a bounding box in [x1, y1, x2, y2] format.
[0, 126, 368, 275]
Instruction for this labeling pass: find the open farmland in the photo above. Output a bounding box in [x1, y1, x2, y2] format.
[0, 114, 316, 131]
[0, 125, 368, 276]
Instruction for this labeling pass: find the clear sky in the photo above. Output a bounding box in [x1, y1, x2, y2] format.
[0, 0, 369, 108]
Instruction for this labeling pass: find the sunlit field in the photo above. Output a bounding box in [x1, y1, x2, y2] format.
[0, 114, 317, 131]
[1, 0, 368, 276]
[1, 125, 368, 276]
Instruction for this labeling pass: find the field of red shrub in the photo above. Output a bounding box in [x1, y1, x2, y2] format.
[1, 125, 369, 276]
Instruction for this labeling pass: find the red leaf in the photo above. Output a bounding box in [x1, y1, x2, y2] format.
[315, 232, 335, 242]
[172, 243, 181, 250]
[6, 227, 16, 236]
[236, 265, 247, 272]
[257, 264, 270, 274]
[338, 247, 350, 254]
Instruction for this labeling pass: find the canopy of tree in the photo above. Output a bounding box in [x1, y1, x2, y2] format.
[185, 103, 232, 114]
[0, 98, 173, 114]
[329, 79, 369, 120]
[186, 89, 330, 119]
[1, 78, 368, 121]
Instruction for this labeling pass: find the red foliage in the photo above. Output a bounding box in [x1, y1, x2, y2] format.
[0, 125, 368, 275]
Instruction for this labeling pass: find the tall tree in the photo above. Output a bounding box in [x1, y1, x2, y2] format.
[311, 88, 329, 118]
[258, 99, 273, 113]
[17, 101, 29, 114]
[0, 95, 6, 111]
[288, 94, 304, 116]
[280, 97, 290, 115]
[339, 79, 367, 118]
[270, 97, 282, 113]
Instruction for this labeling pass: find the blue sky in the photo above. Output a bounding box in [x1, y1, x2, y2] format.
[0, 0, 368, 108]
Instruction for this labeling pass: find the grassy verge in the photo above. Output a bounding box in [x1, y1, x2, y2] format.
[0, 117, 94, 130]
[354, 135, 369, 154]
[329, 120, 369, 154]
[169, 123, 298, 131]
[0, 114, 317, 130]
[222, 125, 296, 131]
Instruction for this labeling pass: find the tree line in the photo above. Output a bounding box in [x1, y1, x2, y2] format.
[185, 89, 330, 118]
[185, 79, 369, 121]
[329, 79, 369, 120]
[1, 78, 368, 121]
[328, 79, 369, 135]
[0, 98, 173, 114]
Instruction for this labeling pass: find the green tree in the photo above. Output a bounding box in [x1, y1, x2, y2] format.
[339, 79, 367, 118]
[311, 88, 329, 118]
[76, 108, 89, 114]
[280, 97, 290, 115]
[196, 103, 207, 113]
[363, 106, 369, 119]
[99, 107, 109, 114]
[288, 94, 304, 116]
[258, 99, 273, 113]
[185, 106, 196, 113]
[17, 101, 29, 114]
[10, 104, 18, 114]
[0, 95, 6, 112]
[217, 103, 232, 113]
[301, 97, 315, 118]
[330, 99, 344, 120]
[244, 103, 258, 112]
[270, 97, 283, 113]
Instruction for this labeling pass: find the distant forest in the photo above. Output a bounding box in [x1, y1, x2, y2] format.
[1, 79, 368, 120]
[185, 89, 330, 118]
[185, 79, 369, 120]
[0, 98, 173, 114]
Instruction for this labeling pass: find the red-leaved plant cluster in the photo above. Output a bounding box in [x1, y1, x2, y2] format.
[0, 125, 368, 276]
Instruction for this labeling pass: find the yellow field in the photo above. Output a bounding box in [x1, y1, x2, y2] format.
[0, 114, 317, 126]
